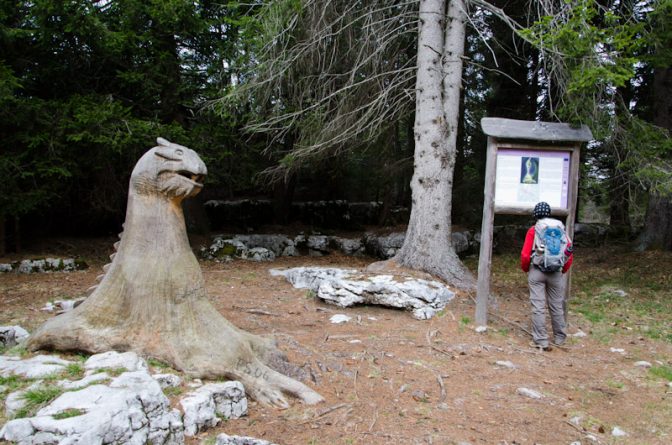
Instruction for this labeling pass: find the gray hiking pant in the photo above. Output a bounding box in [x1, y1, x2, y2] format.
[528, 266, 567, 347]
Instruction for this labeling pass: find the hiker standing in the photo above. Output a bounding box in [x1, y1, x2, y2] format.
[520, 202, 574, 350]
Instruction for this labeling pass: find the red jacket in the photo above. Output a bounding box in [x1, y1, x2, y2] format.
[520, 226, 573, 273]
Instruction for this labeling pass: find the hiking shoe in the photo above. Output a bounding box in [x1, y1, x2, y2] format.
[529, 341, 552, 351]
[552, 338, 567, 347]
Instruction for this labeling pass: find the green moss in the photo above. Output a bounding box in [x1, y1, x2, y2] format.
[216, 244, 238, 257]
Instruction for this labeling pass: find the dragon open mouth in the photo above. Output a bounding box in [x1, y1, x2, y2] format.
[176, 170, 205, 187]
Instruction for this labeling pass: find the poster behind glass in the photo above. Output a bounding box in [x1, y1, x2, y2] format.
[494, 149, 570, 210]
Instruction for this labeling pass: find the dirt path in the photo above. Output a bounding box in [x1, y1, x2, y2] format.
[1, 240, 671, 444]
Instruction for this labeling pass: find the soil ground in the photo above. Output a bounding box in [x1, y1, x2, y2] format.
[1, 237, 671, 445]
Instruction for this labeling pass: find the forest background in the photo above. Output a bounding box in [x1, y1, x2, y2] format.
[1, 0, 670, 254]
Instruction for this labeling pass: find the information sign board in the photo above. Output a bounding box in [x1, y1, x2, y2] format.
[494, 149, 571, 210]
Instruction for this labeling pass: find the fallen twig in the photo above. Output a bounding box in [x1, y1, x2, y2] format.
[563, 420, 603, 444]
[299, 403, 350, 425]
[436, 374, 447, 403]
[232, 305, 280, 316]
[353, 369, 359, 400]
[368, 408, 378, 432]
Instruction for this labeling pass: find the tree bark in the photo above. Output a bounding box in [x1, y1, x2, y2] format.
[393, 0, 475, 289]
[636, 194, 672, 251]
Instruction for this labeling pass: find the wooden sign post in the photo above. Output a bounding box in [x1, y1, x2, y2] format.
[475, 118, 592, 326]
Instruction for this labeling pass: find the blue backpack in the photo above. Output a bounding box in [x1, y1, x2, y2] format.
[533, 219, 569, 273]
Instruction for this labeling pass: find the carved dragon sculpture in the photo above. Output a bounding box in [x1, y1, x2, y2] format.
[27, 138, 323, 407]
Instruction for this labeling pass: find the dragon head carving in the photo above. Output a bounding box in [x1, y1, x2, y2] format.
[130, 137, 208, 200]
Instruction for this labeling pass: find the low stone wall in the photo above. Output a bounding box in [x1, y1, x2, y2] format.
[200, 230, 477, 262]
[200, 223, 622, 262]
[0, 258, 88, 274]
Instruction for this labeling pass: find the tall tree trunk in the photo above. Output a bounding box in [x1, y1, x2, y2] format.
[637, 66, 672, 250]
[394, 0, 475, 289]
[637, 194, 672, 250]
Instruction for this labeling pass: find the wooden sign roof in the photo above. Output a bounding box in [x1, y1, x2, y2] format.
[481, 117, 593, 142]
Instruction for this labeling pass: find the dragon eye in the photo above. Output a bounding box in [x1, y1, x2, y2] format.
[175, 149, 184, 156]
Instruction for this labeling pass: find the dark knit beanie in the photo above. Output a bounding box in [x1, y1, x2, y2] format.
[533, 201, 551, 219]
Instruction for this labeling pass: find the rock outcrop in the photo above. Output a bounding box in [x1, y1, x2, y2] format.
[271, 267, 455, 319]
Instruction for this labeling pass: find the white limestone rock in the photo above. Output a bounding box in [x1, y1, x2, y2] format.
[0, 326, 29, 348]
[84, 351, 148, 374]
[495, 360, 516, 370]
[272, 267, 455, 320]
[216, 433, 280, 445]
[571, 329, 588, 338]
[611, 426, 627, 437]
[202, 237, 248, 261]
[5, 382, 41, 418]
[4, 258, 84, 274]
[0, 370, 184, 445]
[306, 235, 329, 253]
[0, 355, 72, 379]
[180, 381, 247, 437]
[153, 373, 183, 389]
[242, 247, 275, 262]
[364, 232, 405, 259]
[204, 234, 299, 260]
[633, 361, 652, 368]
[57, 372, 112, 390]
[329, 314, 351, 324]
[40, 299, 85, 313]
[330, 237, 364, 256]
[516, 387, 543, 399]
[281, 245, 299, 257]
[233, 234, 294, 256]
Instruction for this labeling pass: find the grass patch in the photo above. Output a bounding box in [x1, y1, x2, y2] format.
[147, 358, 171, 370]
[606, 379, 625, 390]
[488, 248, 671, 348]
[0, 375, 27, 394]
[93, 367, 127, 377]
[64, 363, 85, 379]
[649, 365, 672, 382]
[4, 345, 29, 357]
[52, 408, 85, 419]
[163, 386, 183, 397]
[15, 385, 63, 419]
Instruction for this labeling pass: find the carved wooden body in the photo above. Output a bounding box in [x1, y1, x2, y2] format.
[28, 138, 323, 407]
